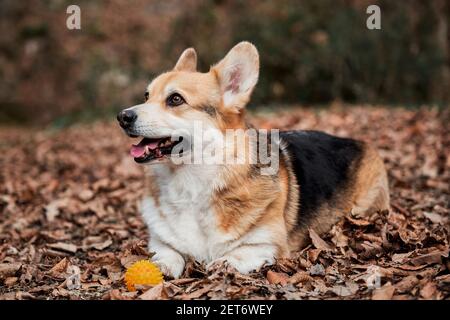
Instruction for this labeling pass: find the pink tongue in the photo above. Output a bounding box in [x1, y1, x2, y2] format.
[130, 140, 160, 158]
[130, 145, 146, 158]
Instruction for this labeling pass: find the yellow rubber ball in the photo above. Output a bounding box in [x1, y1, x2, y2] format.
[124, 260, 163, 291]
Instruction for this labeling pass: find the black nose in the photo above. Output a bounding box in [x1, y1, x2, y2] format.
[117, 110, 137, 129]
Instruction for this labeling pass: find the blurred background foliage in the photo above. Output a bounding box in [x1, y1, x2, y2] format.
[0, 0, 448, 125]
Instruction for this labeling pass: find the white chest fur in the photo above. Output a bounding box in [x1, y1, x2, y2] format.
[141, 164, 230, 262]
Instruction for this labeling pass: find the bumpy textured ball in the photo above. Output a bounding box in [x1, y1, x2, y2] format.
[125, 260, 163, 291]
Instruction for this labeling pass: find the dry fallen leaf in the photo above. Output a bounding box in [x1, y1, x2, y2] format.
[409, 251, 446, 266]
[47, 243, 78, 254]
[47, 258, 70, 278]
[65, 265, 81, 290]
[288, 271, 313, 284]
[420, 282, 437, 299]
[0, 263, 21, 280]
[105, 289, 130, 300]
[120, 254, 148, 268]
[346, 216, 371, 226]
[423, 212, 446, 225]
[44, 198, 72, 222]
[82, 236, 113, 251]
[395, 275, 419, 293]
[4, 277, 18, 287]
[391, 251, 414, 264]
[330, 281, 359, 297]
[309, 263, 326, 276]
[78, 189, 94, 202]
[266, 270, 289, 285]
[179, 284, 215, 300]
[307, 248, 322, 263]
[139, 284, 167, 300]
[372, 283, 395, 300]
[330, 225, 348, 247]
[309, 228, 333, 251]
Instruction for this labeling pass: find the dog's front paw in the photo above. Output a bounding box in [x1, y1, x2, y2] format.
[152, 253, 185, 279]
[208, 255, 269, 275]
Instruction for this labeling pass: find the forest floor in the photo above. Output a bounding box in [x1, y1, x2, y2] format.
[0, 106, 449, 300]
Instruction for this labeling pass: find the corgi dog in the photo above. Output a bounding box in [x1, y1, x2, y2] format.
[117, 42, 390, 278]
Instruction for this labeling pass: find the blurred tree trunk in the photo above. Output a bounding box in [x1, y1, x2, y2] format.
[431, 0, 449, 103]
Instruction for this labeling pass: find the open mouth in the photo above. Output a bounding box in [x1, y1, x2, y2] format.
[130, 136, 183, 163]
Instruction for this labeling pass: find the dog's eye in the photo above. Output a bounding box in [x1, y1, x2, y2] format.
[166, 93, 185, 107]
[144, 92, 149, 102]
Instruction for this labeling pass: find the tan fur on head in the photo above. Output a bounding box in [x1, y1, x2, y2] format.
[174, 48, 197, 72]
[125, 42, 260, 148]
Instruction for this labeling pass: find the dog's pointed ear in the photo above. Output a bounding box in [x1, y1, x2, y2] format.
[174, 48, 197, 72]
[212, 42, 259, 111]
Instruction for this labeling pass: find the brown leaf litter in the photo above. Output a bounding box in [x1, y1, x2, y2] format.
[0, 107, 448, 299]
